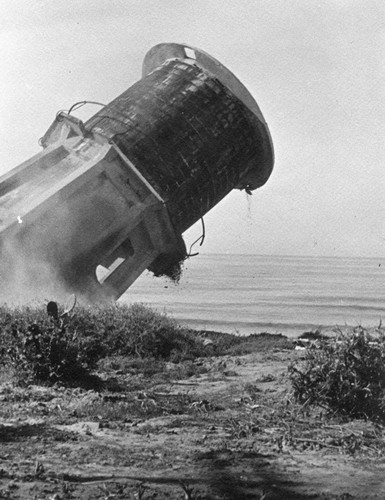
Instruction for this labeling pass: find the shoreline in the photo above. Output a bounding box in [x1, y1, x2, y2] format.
[179, 319, 383, 339]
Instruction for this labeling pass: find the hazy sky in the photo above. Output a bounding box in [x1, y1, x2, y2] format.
[0, 0, 384, 258]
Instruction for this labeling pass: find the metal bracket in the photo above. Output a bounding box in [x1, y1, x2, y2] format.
[39, 112, 89, 148]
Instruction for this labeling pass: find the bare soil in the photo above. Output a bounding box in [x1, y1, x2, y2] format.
[0, 337, 384, 499]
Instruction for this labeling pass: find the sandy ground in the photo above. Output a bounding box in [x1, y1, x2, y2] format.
[0, 339, 385, 499]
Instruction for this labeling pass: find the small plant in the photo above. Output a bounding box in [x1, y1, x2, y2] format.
[180, 481, 199, 500]
[289, 327, 385, 422]
[1, 318, 92, 386]
[226, 416, 261, 439]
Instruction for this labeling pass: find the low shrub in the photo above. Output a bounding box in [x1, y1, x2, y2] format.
[0, 307, 91, 386]
[289, 327, 385, 422]
[69, 303, 206, 360]
[0, 303, 207, 386]
[0, 302, 289, 387]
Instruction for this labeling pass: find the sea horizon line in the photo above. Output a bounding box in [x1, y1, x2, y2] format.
[199, 252, 384, 261]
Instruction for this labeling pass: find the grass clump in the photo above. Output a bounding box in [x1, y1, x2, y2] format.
[0, 303, 208, 387]
[195, 330, 292, 356]
[69, 303, 206, 361]
[74, 391, 195, 421]
[289, 326, 385, 422]
[0, 302, 290, 389]
[0, 304, 98, 387]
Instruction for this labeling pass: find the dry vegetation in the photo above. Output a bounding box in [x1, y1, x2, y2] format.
[289, 326, 385, 423]
[0, 303, 384, 499]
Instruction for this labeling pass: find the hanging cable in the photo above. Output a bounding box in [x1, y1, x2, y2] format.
[67, 100, 107, 114]
[187, 216, 205, 257]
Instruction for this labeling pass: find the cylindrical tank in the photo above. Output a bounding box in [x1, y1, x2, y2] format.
[86, 43, 274, 234]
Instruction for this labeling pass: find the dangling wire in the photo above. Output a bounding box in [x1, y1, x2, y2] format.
[67, 100, 107, 114]
[187, 216, 205, 257]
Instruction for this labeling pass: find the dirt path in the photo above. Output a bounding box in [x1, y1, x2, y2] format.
[1, 344, 384, 499]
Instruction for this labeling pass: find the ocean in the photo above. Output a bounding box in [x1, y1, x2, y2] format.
[120, 254, 385, 338]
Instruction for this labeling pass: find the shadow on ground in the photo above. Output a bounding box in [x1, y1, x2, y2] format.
[0, 423, 79, 444]
[89, 449, 320, 499]
[0, 423, 47, 442]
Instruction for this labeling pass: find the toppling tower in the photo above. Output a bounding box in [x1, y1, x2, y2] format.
[0, 43, 274, 301]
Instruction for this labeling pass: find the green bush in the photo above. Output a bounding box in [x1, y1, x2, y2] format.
[289, 327, 385, 422]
